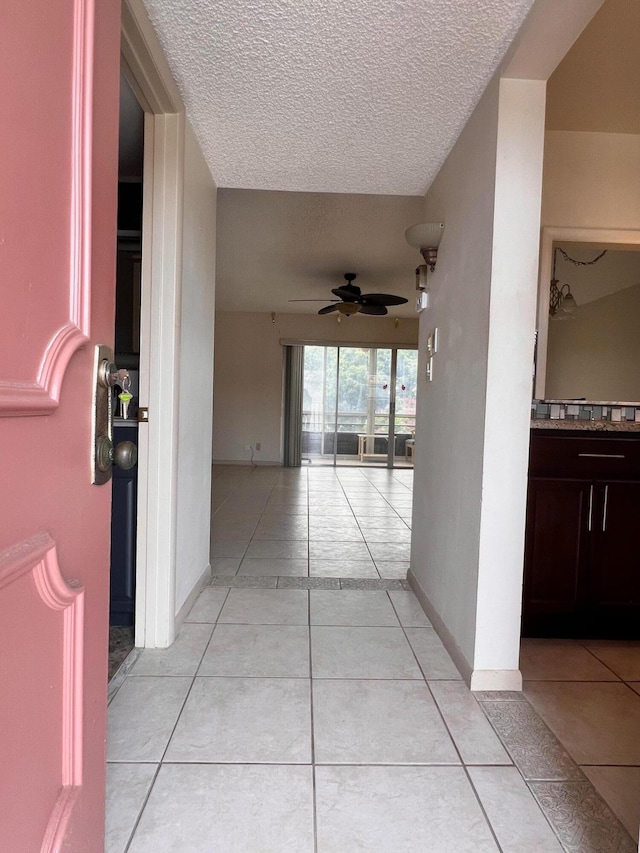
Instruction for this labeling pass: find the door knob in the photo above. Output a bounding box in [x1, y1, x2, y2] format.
[95, 436, 137, 473]
[114, 440, 137, 470]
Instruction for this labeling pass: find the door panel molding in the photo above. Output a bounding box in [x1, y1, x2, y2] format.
[0, 533, 84, 851]
[0, 0, 94, 417]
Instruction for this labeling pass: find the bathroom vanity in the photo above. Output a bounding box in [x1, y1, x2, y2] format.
[523, 423, 640, 638]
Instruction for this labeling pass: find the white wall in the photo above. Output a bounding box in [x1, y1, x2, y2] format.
[175, 120, 217, 616]
[536, 131, 640, 402]
[213, 311, 418, 464]
[547, 282, 640, 401]
[410, 77, 499, 676]
[542, 132, 640, 228]
[410, 76, 546, 689]
[474, 78, 546, 688]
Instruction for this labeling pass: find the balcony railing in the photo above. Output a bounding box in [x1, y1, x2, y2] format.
[302, 410, 415, 457]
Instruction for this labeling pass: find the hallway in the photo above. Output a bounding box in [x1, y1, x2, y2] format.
[106, 466, 637, 852]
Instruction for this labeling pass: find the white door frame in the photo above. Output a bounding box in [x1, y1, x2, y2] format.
[121, 0, 184, 647]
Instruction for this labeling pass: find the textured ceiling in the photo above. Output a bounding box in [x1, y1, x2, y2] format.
[216, 189, 425, 314]
[143, 0, 535, 195]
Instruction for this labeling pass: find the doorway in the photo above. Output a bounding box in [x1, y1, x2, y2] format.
[108, 72, 145, 676]
[301, 344, 417, 467]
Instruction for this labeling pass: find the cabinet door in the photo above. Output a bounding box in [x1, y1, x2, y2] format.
[587, 481, 640, 636]
[522, 479, 592, 636]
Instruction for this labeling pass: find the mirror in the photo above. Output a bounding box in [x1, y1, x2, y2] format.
[535, 227, 640, 403]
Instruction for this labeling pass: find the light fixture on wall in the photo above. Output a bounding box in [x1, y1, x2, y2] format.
[549, 246, 607, 320]
[405, 222, 445, 272]
[549, 280, 577, 319]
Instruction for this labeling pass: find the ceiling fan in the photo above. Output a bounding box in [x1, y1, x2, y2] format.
[288, 273, 408, 316]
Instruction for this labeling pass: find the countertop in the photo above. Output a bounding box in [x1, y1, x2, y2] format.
[531, 419, 640, 432]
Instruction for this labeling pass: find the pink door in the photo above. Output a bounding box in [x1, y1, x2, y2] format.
[0, 1, 121, 850]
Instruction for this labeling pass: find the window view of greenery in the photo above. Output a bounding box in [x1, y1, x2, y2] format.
[302, 345, 417, 463]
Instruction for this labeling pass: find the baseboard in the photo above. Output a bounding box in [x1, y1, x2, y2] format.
[407, 569, 473, 684]
[407, 569, 522, 692]
[175, 563, 211, 629]
[469, 669, 522, 691]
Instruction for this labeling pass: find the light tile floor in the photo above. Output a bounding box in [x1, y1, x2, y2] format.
[521, 637, 640, 842]
[107, 466, 638, 852]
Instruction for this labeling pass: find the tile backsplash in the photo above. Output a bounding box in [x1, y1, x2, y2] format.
[532, 401, 640, 423]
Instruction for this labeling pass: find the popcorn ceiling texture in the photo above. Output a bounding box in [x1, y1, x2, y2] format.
[143, 0, 535, 195]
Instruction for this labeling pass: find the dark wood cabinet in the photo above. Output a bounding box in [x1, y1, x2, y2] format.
[587, 481, 640, 620]
[523, 430, 640, 638]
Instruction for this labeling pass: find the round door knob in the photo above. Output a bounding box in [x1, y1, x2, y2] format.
[114, 440, 137, 470]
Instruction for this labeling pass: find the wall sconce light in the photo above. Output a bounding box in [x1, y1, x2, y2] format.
[405, 222, 445, 272]
[549, 245, 607, 320]
[549, 280, 577, 319]
[549, 247, 577, 320]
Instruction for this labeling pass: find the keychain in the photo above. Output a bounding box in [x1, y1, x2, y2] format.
[118, 373, 133, 420]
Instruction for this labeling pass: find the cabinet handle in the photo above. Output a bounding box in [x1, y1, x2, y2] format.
[602, 484, 609, 532]
[578, 453, 625, 458]
[588, 484, 594, 532]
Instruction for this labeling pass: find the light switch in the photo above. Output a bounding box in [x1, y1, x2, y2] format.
[426, 355, 434, 382]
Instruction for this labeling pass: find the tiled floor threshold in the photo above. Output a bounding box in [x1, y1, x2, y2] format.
[210, 574, 413, 589]
[107, 582, 636, 853]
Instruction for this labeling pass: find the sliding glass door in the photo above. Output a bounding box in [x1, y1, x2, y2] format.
[301, 344, 416, 467]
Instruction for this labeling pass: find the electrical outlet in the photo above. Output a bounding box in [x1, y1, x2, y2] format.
[244, 444, 252, 451]
[255, 442, 261, 451]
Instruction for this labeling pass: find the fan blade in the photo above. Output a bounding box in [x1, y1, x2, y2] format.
[359, 304, 388, 316]
[318, 304, 339, 315]
[361, 293, 408, 306]
[287, 299, 339, 302]
[331, 285, 361, 301]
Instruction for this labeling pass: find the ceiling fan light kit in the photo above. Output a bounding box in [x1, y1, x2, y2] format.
[336, 302, 362, 316]
[405, 222, 445, 272]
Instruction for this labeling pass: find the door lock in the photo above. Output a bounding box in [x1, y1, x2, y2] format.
[91, 345, 138, 484]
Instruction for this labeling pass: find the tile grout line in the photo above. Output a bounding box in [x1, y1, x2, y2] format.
[122, 762, 163, 853]
[386, 594, 508, 850]
[123, 585, 234, 849]
[307, 551, 320, 853]
[398, 604, 507, 850]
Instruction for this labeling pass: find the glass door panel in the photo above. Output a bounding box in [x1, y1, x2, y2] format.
[301, 344, 415, 467]
[336, 347, 370, 462]
[393, 348, 418, 466]
[302, 345, 337, 463]
[369, 348, 392, 464]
